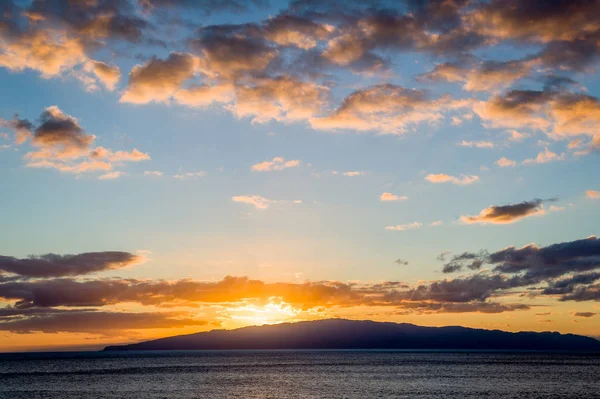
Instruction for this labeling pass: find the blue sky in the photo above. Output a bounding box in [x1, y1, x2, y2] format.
[0, 0, 599, 350]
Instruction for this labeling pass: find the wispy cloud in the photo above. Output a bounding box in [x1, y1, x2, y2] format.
[380, 192, 408, 202]
[458, 140, 494, 149]
[98, 171, 124, 180]
[586, 190, 600, 199]
[385, 222, 422, 231]
[174, 171, 207, 179]
[251, 157, 301, 172]
[343, 171, 365, 177]
[425, 174, 479, 185]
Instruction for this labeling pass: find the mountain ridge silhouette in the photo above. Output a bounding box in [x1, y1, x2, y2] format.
[103, 319, 600, 352]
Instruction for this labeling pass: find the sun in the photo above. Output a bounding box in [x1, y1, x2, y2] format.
[226, 301, 303, 327]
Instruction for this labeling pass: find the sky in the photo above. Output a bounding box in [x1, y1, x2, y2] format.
[0, 0, 599, 352]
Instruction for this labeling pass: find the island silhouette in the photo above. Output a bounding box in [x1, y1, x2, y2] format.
[104, 319, 600, 352]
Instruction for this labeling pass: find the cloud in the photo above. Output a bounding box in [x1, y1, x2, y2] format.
[467, 0, 600, 43]
[173, 83, 235, 107]
[522, 148, 565, 165]
[1, 116, 34, 145]
[120, 53, 199, 104]
[232, 195, 272, 209]
[173, 171, 206, 179]
[574, 312, 596, 318]
[496, 157, 516, 168]
[420, 60, 535, 93]
[144, 170, 164, 177]
[263, 14, 333, 49]
[0, 30, 88, 78]
[98, 171, 124, 180]
[27, 106, 94, 159]
[542, 273, 600, 296]
[441, 251, 488, 273]
[586, 190, 600, 199]
[385, 222, 422, 231]
[4, 107, 149, 176]
[90, 147, 150, 163]
[441, 237, 600, 298]
[191, 25, 277, 80]
[425, 173, 479, 185]
[85, 61, 121, 91]
[342, 171, 364, 177]
[0, 0, 148, 88]
[404, 274, 519, 303]
[459, 140, 494, 149]
[0, 252, 141, 278]
[380, 193, 407, 202]
[138, 0, 267, 14]
[0, 310, 207, 334]
[231, 76, 329, 124]
[460, 199, 546, 225]
[474, 89, 600, 145]
[310, 84, 470, 134]
[0, 273, 526, 316]
[251, 157, 301, 172]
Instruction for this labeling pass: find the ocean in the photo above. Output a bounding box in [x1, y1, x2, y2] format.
[0, 351, 598, 398]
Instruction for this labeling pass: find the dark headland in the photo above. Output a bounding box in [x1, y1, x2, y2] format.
[104, 319, 600, 352]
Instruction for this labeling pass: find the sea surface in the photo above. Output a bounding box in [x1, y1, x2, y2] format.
[0, 350, 599, 398]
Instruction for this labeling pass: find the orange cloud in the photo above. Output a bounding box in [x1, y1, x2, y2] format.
[496, 157, 516, 168]
[522, 148, 565, 165]
[425, 173, 479, 185]
[380, 193, 407, 202]
[586, 190, 600, 199]
[173, 82, 235, 107]
[461, 199, 546, 225]
[85, 60, 121, 91]
[252, 157, 301, 172]
[4, 107, 149, 176]
[310, 84, 471, 134]
[231, 76, 329, 124]
[120, 53, 199, 104]
[232, 195, 272, 209]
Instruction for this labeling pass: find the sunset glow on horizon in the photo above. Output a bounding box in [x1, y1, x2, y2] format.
[1, 0, 600, 352]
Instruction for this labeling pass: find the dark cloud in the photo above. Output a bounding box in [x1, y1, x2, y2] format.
[574, 312, 597, 318]
[402, 274, 526, 303]
[461, 199, 546, 225]
[442, 251, 488, 273]
[490, 236, 600, 280]
[0, 251, 141, 278]
[474, 88, 600, 140]
[0, 310, 207, 334]
[27, 0, 150, 45]
[138, 0, 268, 14]
[541, 272, 600, 295]
[560, 284, 600, 302]
[31, 106, 94, 155]
[191, 24, 277, 79]
[434, 236, 600, 302]
[120, 52, 198, 104]
[1, 116, 33, 144]
[0, 274, 524, 313]
[400, 301, 529, 314]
